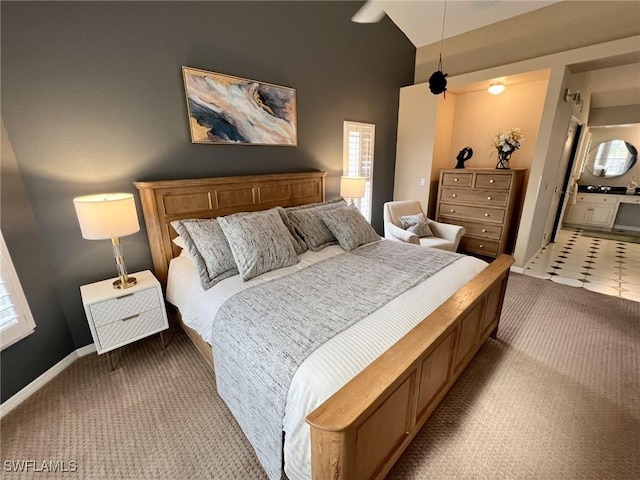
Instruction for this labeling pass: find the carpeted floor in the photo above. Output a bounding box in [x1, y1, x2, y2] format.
[1, 273, 639, 479]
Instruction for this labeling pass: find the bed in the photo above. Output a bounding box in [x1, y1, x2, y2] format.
[134, 171, 514, 480]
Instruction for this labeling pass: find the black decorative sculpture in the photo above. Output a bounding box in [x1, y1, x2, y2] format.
[455, 147, 473, 169]
[428, 69, 448, 96]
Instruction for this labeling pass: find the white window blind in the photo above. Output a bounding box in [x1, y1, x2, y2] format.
[0, 232, 36, 350]
[343, 121, 375, 222]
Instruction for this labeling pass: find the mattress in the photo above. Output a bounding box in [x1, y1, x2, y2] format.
[166, 243, 488, 480]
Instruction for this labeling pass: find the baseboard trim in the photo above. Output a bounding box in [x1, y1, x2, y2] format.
[1, 343, 96, 418]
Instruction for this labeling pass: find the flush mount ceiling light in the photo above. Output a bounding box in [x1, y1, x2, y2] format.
[488, 83, 506, 95]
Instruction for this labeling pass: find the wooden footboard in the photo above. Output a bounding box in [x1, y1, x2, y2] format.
[306, 254, 513, 480]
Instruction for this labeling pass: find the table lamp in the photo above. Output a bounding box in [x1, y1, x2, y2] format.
[340, 176, 367, 206]
[73, 193, 140, 289]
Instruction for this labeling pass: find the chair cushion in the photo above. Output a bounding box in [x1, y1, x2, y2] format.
[418, 236, 455, 251]
[399, 213, 433, 237]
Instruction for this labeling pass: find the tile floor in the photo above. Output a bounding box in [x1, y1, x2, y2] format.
[523, 228, 640, 302]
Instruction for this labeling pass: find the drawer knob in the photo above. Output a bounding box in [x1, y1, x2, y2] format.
[122, 314, 139, 322]
[482, 229, 487, 233]
[479, 244, 484, 248]
[454, 178, 458, 182]
[489, 179, 495, 183]
[450, 209, 455, 213]
[484, 213, 490, 217]
[487, 196, 492, 200]
[452, 194, 457, 197]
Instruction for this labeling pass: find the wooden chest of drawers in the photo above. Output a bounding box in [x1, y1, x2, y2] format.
[436, 168, 526, 258]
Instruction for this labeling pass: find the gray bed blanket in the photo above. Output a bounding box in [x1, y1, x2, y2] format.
[211, 240, 461, 480]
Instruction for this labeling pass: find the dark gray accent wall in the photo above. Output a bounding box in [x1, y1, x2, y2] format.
[1, 1, 414, 401]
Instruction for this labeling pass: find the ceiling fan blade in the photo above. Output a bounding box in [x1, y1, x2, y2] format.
[351, 0, 386, 23]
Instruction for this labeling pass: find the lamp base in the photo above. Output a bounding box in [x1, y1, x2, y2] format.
[113, 276, 137, 289]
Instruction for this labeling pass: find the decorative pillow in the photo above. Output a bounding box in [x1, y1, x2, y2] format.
[399, 213, 433, 238]
[218, 208, 299, 281]
[275, 207, 307, 255]
[171, 219, 239, 290]
[286, 198, 348, 251]
[318, 206, 381, 251]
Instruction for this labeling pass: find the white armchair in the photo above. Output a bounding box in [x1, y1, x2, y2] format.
[383, 200, 465, 252]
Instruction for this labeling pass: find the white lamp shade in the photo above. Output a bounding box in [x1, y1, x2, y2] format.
[73, 193, 140, 240]
[340, 176, 367, 198]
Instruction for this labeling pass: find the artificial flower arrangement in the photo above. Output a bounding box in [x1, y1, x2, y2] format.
[492, 128, 524, 169]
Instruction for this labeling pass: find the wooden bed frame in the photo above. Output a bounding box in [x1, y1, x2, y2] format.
[134, 171, 514, 480]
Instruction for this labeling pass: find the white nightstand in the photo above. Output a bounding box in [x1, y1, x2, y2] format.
[80, 270, 169, 370]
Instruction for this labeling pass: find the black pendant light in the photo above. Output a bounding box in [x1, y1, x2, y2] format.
[429, 0, 449, 97]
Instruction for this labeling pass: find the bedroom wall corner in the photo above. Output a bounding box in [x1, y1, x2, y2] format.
[1, 119, 75, 403]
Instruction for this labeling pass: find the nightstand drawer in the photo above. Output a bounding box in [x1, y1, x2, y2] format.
[460, 237, 499, 256]
[441, 173, 473, 187]
[474, 174, 511, 190]
[96, 308, 166, 351]
[90, 287, 160, 327]
[439, 203, 506, 224]
[441, 188, 509, 207]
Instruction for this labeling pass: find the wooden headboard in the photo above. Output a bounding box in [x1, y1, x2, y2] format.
[134, 171, 326, 287]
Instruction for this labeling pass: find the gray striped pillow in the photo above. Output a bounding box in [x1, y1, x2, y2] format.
[218, 208, 299, 281]
[171, 218, 238, 290]
[286, 198, 348, 251]
[318, 206, 381, 251]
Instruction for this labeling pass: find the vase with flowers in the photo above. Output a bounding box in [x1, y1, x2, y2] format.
[492, 128, 524, 169]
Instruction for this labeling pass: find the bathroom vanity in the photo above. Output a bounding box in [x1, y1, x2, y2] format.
[565, 187, 640, 232]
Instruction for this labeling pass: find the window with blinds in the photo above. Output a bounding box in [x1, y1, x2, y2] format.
[343, 121, 375, 222]
[1, 233, 36, 350]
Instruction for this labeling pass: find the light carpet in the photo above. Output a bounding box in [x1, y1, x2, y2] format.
[1, 273, 638, 479]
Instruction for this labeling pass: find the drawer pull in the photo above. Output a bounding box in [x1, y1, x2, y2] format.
[479, 244, 484, 248]
[487, 196, 492, 200]
[454, 178, 458, 182]
[122, 314, 139, 322]
[484, 213, 490, 217]
[116, 293, 134, 300]
[450, 209, 455, 213]
[482, 229, 487, 233]
[489, 179, 495, 183]
[452, 194, 457, 197]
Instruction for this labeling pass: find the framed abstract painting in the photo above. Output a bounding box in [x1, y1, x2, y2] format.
[182, 66, 297, 146]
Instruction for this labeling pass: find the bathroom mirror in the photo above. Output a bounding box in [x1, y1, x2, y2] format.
[585, 139, 637, 178]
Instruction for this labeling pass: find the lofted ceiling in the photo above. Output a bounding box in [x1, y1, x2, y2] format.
[354, 1, 639, 112]
[353, 0, 560, 48]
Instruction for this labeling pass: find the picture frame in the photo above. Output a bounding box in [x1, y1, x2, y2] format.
[182, 66, 297, 146]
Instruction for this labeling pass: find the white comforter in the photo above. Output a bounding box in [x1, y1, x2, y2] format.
[166, 243, 487, 480]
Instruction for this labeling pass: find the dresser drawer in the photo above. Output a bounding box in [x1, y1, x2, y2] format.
[441, 172, 473, 187]
[439, 203, 505, 224]
[90, 287, 160, 327]
[460, 237, 499, 257]
[95, 308, 166, 351]
[474, 173, 511, 190]
[454, 221, 502, 240]
[575, 194, 619, 204]
[441, 188, 509, 207]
